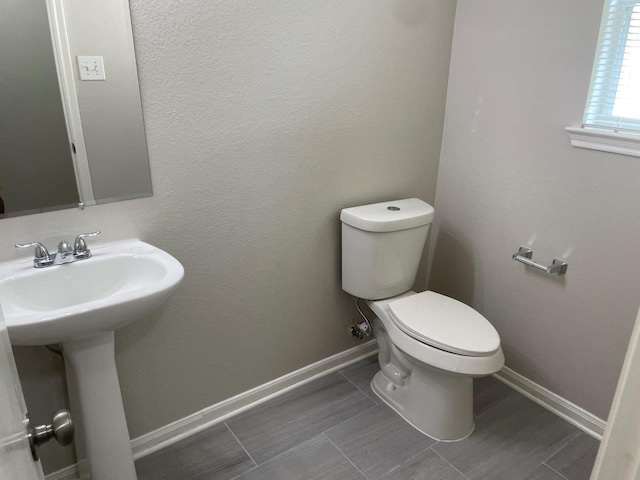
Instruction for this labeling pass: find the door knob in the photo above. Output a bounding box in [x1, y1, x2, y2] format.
[27, 410, 74, 461]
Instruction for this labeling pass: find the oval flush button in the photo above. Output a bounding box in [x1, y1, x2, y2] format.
[387, 206, 400, 211]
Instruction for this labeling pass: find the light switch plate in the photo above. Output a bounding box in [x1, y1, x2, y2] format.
[77, 56, 106, 81]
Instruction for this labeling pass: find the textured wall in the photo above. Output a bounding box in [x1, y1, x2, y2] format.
[6, 0, 457, 473]
[429, 0, 640, 420]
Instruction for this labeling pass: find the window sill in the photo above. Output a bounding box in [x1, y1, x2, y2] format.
[566, 127, 640, 158]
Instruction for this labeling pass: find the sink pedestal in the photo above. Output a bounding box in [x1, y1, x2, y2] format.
[63, 332, 137, 480]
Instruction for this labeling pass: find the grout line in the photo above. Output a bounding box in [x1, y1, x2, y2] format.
[224, 374, 378, 470]
[542, 463, 570, 480]
[228, 467, 255, 480]
[539, 431, 582, 467]
[224, 422, 258, 467]
[382, 444, 435, 477]
[339, 370, 371, 398]
[280, 388, 377, 437]
[338, 364, 379, 402]
[229, 433, 344, 475]
[275, 371, 373, 420]
[430, 446, 472, 480]
[324, 433, 371, 480]
[224, 375, 370, 447]
[323, 401, 380, 437]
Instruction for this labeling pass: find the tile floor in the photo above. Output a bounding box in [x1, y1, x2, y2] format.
[135, 356, 600, 480]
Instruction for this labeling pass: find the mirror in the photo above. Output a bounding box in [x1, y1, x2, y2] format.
[0, 0, 152, 219]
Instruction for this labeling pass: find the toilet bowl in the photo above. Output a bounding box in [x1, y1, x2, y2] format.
[340, 198, 504, 441]
[367, 291, 503, 440]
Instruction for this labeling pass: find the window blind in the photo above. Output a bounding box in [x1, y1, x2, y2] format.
[584, 0, 640, 133]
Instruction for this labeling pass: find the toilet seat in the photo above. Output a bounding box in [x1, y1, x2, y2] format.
[388, 291, 500, 357]
[368, 292, 504, 376]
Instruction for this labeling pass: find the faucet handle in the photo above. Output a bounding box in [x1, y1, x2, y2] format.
[15, 242, 53, 268]
[73, 231, 101, 259]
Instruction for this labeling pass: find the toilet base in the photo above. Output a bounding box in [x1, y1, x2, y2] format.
[371, 367, 474, 441]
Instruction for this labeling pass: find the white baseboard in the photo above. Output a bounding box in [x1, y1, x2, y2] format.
[493, 366, 606, 440]
[44, 464, 79, 480]
[44, 340, 377, 480]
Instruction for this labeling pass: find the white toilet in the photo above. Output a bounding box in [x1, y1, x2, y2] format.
[341, 198, 504, 441]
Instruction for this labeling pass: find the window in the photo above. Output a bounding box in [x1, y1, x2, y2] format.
[567, 0, 640, 157]
[586, 0, 640, 131]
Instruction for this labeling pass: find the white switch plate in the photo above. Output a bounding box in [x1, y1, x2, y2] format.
[77, 56, 106, 81]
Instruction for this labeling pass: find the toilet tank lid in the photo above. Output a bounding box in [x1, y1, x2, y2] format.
[340, 198, 434, 232]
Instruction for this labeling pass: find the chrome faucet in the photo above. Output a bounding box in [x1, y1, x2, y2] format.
[54, 240, 75, 265]
[16, 231, 101, 268]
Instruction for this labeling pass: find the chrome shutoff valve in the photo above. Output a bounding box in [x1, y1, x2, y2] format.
[349, 319, 371, 340]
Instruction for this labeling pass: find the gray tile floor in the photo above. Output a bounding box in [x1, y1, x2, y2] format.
[136, 356, 600, 480]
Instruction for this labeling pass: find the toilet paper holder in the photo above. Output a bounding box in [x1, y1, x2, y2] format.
[512, 246, 568, 275]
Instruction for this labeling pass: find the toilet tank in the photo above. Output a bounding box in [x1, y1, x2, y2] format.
[341, 198, 434, 300]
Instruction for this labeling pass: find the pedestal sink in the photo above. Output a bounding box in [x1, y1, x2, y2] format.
[0, 239, 184, 480]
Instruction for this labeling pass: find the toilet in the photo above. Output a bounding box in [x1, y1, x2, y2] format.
[341, 198, 504, 441]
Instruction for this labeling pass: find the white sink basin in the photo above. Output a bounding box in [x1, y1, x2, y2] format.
[0, 238, 184, 480]
[0, 239, 184, 345]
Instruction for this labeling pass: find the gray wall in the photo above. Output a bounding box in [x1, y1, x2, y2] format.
[0, 0, 79, 215]
[429, 0, 640, 420]
[6, 0, 457, 473]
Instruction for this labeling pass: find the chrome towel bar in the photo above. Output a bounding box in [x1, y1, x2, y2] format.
[512, 246, 568, 275]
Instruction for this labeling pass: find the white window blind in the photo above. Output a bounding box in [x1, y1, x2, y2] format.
[584, 0, 640, 133]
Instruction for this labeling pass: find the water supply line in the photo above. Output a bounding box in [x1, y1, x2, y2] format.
[349, 297, 372, 339]
[45, 345, 63, 358]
